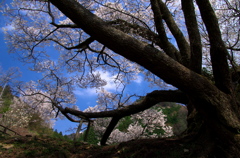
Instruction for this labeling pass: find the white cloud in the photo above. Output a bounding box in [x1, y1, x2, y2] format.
[73, 70, 114, 96]
[74, 70, 143, 96]
[74, 70, 121, 96]
[74, 88, 97, 96]
[134, 75, 143, 84]
[1, 25, 14, 32]
[98, 70, 117, 91]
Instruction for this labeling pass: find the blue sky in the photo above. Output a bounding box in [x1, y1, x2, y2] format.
[0, 1, 155, 135]
[0, 12, 96, 134]
[0, 1, 83, 134]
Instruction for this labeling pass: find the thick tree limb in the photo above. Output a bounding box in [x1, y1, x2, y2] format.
[150, 0, 181, 61]
[196, 0, 232, 93]
[157, 0, 190, 66]
[108, 19, 181, 62]
[181, 0, 202, 74]
[59, 90, 188, 119]
[83, 121, 92, 142]
[100, 116, 121, 146]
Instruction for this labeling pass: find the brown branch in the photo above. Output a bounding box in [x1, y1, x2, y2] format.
[69, 37, 94, 50]
[49, 36, 95, 50]
[93, 0, 151, 31]
[53, 102, 91, 121]
[150, 0, 181, 61]
[181, 0, 202, 74]
[227, 47, 240, 51]
[30, 27, 59, 54]
[157, 0, 190, 66]
[0, 125, 21, 136]
[108, 19, 161, 46]
[50, 23, 79, 28]
[196, 0, 232, 93]
[59, 90, 188, 119]
[100, 116, 121, 145]
[83, 121, 92, 141]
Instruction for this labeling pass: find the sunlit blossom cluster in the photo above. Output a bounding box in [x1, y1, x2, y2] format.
[20, 90, 57, 127]
[0, 97, 41, 128]
[92, 107, 173, 144]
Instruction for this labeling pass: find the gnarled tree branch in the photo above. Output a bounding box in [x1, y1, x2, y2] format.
[58, 90, 188, 119]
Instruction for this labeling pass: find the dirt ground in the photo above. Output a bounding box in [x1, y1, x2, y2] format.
[0, 134, 207, 158]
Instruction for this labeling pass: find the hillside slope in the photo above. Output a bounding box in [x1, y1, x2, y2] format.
[0, 134, 207, 158]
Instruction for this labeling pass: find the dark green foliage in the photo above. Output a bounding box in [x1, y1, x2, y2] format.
[144, 125, 165, 137]
[0, 101, 11, 113]
[78, 127, 99, 145]
[0, 85, 56, 136]
[0, 85, 13, 99]
[51, 129, 71, 141]
[117, 116, 133, 132]
[152, 128, 165, 136]
[162, 104, 181, 124]
[0, 85, 13, 114]
[161, 103, 187, 135]
[3, 99, 11, 109]
[28, 112, 46, 131]
[85, 127, 99, 145]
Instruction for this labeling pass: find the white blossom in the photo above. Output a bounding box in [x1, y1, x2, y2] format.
[92, 108, 173, 144]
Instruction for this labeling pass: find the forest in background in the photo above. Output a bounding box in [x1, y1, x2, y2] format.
[0, 85, 187, 145]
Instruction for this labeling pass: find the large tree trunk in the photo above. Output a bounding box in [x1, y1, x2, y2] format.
[184, 96, 240, 157]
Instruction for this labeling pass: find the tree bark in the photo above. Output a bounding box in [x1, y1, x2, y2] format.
[100, 117, 121, 146]
[150, 0, 181, 61]
[181, 0, 202, 74]
[60, 90, 188, 118]
[74, 120, 83, 141]
[83, 121, 92, 142]
[196, 0, 232, 93]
